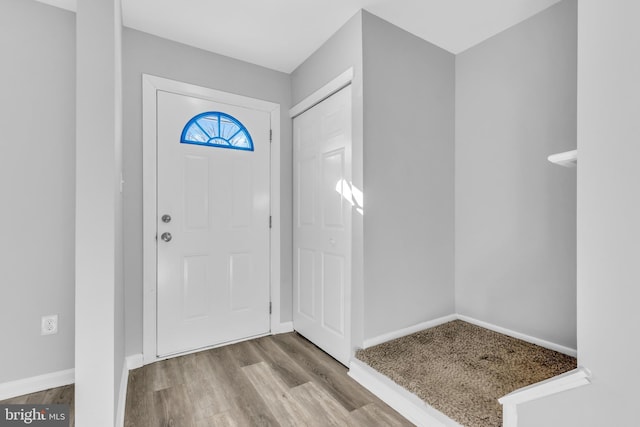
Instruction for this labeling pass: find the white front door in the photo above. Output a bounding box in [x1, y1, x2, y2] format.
[293, 85, 352, 365]
[156, 90, 271, 357]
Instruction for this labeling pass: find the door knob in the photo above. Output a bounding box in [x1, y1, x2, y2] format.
[161, 232, 172, 242]
[161, 214, 172, 223]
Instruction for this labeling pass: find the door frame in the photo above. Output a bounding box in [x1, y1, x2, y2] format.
[142, 74, 281, 364]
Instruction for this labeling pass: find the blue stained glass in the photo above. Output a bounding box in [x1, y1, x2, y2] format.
[230, 133, 250, 149]
[180, 112, 254, 151]
[185, 125, 208, 143]
[209, 138, 230, 147]
[197, 116, 219, 138]
[220, 118, 240, 140]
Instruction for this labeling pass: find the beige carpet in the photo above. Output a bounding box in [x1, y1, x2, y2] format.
[356, 320, 576, 427]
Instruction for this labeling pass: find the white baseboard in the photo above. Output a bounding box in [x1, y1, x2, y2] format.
[362, 314, 577, 358]
[115, 354, 144, 427]
[348, 359, 462, 427]
[363, 314, 457, 349]
[456, 315, 578, 357]
[0, 369, 75, 401]
[273, 321, 294, 334]
[126, 354, 144, 370]
[116, 359, 129, 427]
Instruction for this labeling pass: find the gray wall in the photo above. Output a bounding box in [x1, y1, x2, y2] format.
[519, 1, 640, 425]
[455, 0, 578, 348]
[291, 12, 363, 106]
[122, 29, 292, 356]
[0, 0, 76, 383]
[290, 12, 365, 349]
[362, 11, 456, 339]
[292, 11, 455, 344]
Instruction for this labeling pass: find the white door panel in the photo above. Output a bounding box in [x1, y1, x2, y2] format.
[293, 85, 352, 365]
[156, 90, 270, 357]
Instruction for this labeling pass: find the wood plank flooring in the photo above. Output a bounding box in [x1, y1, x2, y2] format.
[0, 333, 412, 426]
[0, 384, 75, 426]
[125, 332, 413, 426]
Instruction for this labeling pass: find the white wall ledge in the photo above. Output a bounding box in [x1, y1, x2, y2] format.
[349, 359, 462, 427]
[499, 366, 591, 406]
[499, 366, 591, 427]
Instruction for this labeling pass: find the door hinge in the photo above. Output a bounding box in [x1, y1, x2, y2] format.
[269, 301, 272, 315]
[269, 129, 272, 143]
[269, 215, 272, 229]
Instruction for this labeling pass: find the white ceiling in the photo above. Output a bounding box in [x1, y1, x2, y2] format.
[36, 0, 561, 73]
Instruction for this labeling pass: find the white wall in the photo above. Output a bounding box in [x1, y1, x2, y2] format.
[122, 28, 292, 356]
[517, 1, 640, 425]
[75, 0, 124, 424]
[455, 0, 577, 348]
[113, 0, 126, 416]
[0, 0, 75, 384]
[362, 11, 455, 339]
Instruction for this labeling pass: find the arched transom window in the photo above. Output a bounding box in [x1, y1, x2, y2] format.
[180, 111, 254, 151]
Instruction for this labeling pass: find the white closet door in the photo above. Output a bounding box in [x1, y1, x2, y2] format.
[293, 85, 352, 365]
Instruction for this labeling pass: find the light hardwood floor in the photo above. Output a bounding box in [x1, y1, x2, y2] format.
[0, 333, 412, 426]
[0, 384, 75, 426]
[125, 332, 413, 426]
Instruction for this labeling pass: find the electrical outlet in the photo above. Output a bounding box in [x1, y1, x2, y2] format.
[41, 315, 58, 335]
